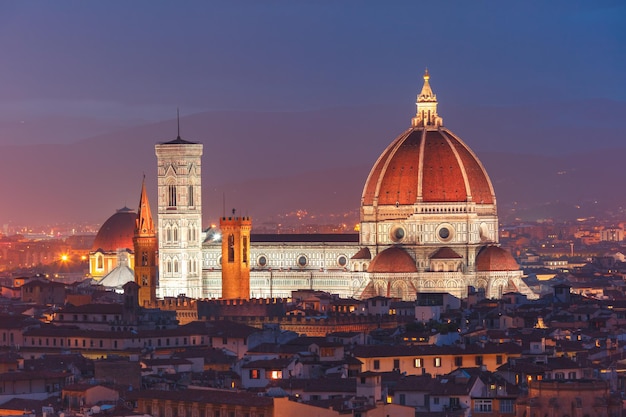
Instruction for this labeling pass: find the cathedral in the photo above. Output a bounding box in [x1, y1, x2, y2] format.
[89, 72, 536, 301]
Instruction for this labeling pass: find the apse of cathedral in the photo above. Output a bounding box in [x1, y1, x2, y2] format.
[90, 71, 536, 301]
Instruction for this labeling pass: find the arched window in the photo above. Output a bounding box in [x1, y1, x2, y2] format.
[188, 185, 194, 206]
[166, 260, 172, 274]
[166, 227, 172, 242]
[173, 227, 178, 242]
[168, 185, 177, 207]
[173, 259, 179, 273]
[142, 251, 148, 266]
[228, 234, 235, 263]
[243, 236, 248, 264]
[96, 255, 103, 269]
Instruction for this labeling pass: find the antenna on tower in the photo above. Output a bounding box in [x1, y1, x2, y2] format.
[176, 108, 181, 139]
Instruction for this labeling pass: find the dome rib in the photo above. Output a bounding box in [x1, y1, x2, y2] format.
[362, 127, 495, 207]
[442, 129, 495, 205]
[361, 128, 413, 206]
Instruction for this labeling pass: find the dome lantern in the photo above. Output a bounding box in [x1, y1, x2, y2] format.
[411, 69, 443, 128]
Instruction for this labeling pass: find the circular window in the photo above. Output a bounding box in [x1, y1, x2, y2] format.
[257, 255, 267, 267]
[297, 255, 308, 267]
[217, 255, 222, 266]
[436, 224, 454, 242]
[337, 255, 347, 267]
[391, 226, 406, 242]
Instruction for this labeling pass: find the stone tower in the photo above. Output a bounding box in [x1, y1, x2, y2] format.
[220, 214, 252, 300]
[133, 177, 158, 306]
[155, 134, 203, 298]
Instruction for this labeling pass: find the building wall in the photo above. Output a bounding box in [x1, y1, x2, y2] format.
[155, 141, 203, 299]
[356, 351, 518, 376]
[516, 380, 621, 417]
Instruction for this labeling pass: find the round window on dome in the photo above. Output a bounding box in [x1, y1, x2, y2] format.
[337, 255, 347, 267]
[436, 224, 454, 242]
[297, 255, 308, 267]
[257, 255, 267, 267]
[390, 226, 406, 242]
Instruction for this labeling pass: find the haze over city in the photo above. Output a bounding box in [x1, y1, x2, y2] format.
[0, 1, 625, 229]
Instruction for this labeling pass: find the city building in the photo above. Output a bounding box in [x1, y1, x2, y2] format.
[89, 71, 533, 301]
[155, 133, 204, 299]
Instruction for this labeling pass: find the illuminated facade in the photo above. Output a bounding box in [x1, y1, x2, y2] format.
[220, 215, 252, 300]
[133, 178, 158, 306]
[155, 136, 203, 298]
[197, 72, 533, 301]
[93, 72, 533, 301]
[89, 207, 135, 279]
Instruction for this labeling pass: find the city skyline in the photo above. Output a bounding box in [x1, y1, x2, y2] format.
[0, 1, 625, 226]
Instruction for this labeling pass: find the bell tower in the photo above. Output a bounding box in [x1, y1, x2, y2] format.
[220, 213, 252, 300]
[155, 128, 203, 298]
[133, 177, 157, 306]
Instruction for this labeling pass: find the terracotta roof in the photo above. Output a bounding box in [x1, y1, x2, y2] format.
[271, 377, 356, 393]
[367, 247, 417, 273]
[251, 233, 359, 243]
[242, 357, 295, 369]
[91, 207, 136, 252]
[60, 303, 125, 314]
[135, 388, 272, 407]
[351, 247, 372, 260]
[475, 246, 519, 271]
[430, 247, 462, 259]
[362, 128, 494, 206]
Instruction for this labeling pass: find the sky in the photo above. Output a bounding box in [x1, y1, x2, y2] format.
[0, 1, 624, 145]
[0, 1, 625, 228]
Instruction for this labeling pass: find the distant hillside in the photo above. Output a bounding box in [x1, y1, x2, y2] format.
[0, 100, 624, 227]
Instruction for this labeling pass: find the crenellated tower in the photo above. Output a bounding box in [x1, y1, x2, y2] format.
[220, 214, 252, 300]
[133, 177, 158, 306]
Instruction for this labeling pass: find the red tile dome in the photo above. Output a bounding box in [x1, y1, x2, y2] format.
[361, 71, 495, 209]
[91, 207, 136, 252]
[475, 246, 519, 271]
[362, 128, 495, 206]
[367, 247, 417, 273]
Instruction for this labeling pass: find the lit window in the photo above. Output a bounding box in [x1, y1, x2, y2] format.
[414, 358, 423, 368]
[268, 370, 282, 379]
[434, 357, 442, 367]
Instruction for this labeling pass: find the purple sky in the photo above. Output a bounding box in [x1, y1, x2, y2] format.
[1, 1, 624, 146]
[0, 1, 625, 228]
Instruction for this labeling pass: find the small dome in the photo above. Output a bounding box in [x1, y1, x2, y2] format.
[351, 247, 372, 260]
[475, 246, 519, 271]
[91, 207, 136, 252]
[98, 265, 135, 290]
[367, 247, 417, 273]
[430, 247, 462, 259]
